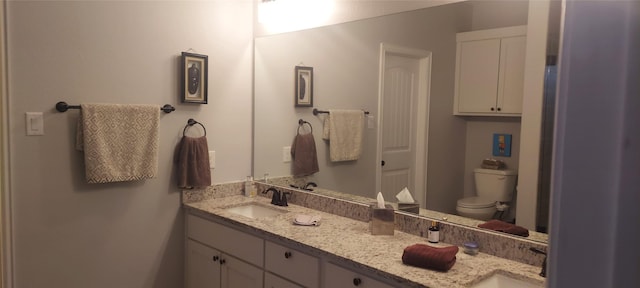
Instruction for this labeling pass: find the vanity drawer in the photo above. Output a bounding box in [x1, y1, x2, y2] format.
[323, 262, 394, 288]
[186, 214, 264, 267]
[265, 272, 305, 288]
[265, 241, 319, 288]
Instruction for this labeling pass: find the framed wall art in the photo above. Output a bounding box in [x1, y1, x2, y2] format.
[181, 52, 208, 104]
[492, 133, 512, 157]
[295, 66, 313, 107]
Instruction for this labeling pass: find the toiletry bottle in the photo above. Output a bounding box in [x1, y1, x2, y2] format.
[244, 176, 255, 197]
[249, 176, 257, 197]
[428, 221, 440, 243]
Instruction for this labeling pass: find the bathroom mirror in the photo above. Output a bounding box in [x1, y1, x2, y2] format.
[253, 0, 560, 243]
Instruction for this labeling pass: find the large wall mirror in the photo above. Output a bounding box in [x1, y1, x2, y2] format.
[253, 0, 561, 243]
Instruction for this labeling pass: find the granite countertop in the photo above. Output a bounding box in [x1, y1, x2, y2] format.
[184, 195, 546, 288]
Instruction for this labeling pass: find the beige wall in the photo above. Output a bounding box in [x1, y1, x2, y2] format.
[6, 1, 252, 287]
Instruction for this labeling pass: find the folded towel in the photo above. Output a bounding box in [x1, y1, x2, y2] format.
[76, 103, 159, 183]
[175, 136, 211, 188]
[293, 214, 322, 226]
[402, 244, 459, 272]
[478, 219, 529, 237]
[291, 132, 319, 176]
[326, 110, 364, 162]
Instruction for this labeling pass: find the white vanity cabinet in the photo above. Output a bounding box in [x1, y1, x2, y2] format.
[323, 262, 395, 288]
[185, 214, 264, 288]
[265, 240, 320, 288]
[453, 25, 527, 116]
[186, 239, 263, 288]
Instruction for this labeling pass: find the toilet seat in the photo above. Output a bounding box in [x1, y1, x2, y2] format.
[457, 196, 495, 209]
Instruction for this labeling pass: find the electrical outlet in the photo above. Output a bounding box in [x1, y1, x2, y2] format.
[209, 151, 215, 169]
[282, 146, 292, 162]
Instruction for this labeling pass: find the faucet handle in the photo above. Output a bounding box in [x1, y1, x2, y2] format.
[529, 247, 547, 277]
[280, 191, 290, 207]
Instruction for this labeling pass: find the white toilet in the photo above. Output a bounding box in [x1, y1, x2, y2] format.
[456, 168, 517, 220]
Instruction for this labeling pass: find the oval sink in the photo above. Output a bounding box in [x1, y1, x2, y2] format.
[471, 271, 544, 288]
[225, 203, 287, 219]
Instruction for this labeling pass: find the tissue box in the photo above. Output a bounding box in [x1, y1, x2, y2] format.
[398, 203, 420, 214]
[370, 204, 395, 235]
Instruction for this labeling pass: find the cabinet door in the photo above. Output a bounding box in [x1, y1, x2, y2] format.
[323, 262, 394, 288]
[186, 240, 221, 288]
[497, 35, 526, 114]
[220, 253, 263, 288]
[456, 38, 501, 114]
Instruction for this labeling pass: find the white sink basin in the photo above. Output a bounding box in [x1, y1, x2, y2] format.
[471, 271, 544, 288]
[225, 203, 287, 219]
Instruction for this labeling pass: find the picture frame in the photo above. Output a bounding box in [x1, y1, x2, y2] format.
[492, 133, 512, 157]
[181, 52, 208, 104]
[295, 66, 313, 107]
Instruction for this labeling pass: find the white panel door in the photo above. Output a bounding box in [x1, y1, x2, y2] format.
[380, 54, 419, 202]
[497, 35, 526, 114]
[186, 240, 221, 288]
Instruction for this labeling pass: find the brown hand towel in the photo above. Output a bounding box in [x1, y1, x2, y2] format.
[175, 136, 211, 188]
[401, 244, 459, 272]
[291, 132, 319, 176]
[478, 219, 529, 237]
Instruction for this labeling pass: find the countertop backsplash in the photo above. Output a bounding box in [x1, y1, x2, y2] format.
[183, 180, 547, 266]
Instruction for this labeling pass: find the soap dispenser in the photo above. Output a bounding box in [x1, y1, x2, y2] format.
[244, 176, 256, 197]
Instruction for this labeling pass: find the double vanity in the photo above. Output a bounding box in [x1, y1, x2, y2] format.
[182, 182, 546, 288]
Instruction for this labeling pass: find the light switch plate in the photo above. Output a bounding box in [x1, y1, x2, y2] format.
[282, 146, 291, 162]
[26, 112, 44, 136]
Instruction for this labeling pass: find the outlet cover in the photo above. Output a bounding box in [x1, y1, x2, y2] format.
[209, 151, 215, 169]
[282, 146, 292, 162]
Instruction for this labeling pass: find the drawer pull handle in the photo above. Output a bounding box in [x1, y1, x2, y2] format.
[284, 251, 292, 259]
[353, 278, 362, 286]
[212, 256, 219, 262]
[219, 259, 226, 265]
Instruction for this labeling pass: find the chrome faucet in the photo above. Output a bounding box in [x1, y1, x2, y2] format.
[529, 247, 547, 277]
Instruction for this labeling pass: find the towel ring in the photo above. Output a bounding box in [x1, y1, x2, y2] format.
[183, 118, 206, 136]
[298, 119, 312, 134]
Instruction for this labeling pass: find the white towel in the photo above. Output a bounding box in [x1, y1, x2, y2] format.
[326, 110, 364, 162]
[76, 103, 160, 183]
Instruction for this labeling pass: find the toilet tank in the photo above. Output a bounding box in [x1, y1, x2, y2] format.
[474, 168, 518, 201]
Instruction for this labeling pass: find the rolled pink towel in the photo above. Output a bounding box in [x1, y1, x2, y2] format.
[478, 219, 529, 237]
[401, 244, 458, 272]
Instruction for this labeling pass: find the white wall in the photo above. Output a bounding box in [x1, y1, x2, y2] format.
[6, 1, 253, 287]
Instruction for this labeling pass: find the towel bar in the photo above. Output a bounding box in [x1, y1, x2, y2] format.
[312, 108, 369, 115]
[55, 101, 176, 113]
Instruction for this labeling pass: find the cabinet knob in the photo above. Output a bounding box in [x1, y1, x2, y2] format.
[219, 258, 226, 265]
[212, 256, 219, 262]
[284, 251, 292, 259]
[497, 107, 502, 111]
[353, 278, 362, 286]
[490, 107, 495, 111]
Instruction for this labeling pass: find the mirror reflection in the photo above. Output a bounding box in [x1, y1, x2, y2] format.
[254, 0, 559, 242]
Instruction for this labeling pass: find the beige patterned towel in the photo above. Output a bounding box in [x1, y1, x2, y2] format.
[76, 103, 160, 184]
[326, 110, 364, 162]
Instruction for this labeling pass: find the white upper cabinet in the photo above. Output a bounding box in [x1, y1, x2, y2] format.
[454, 26, 527, 116]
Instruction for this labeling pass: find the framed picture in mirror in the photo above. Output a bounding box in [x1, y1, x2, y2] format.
[181, 52, 208, 104]
[295, 66, 313, 107]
